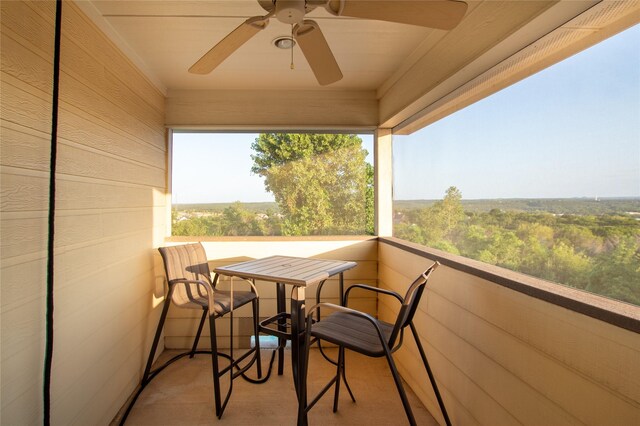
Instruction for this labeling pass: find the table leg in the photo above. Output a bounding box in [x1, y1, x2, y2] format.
[339, 272, 344, 306]
[291, 286, 307, 426]
[276, 282, 285, 376]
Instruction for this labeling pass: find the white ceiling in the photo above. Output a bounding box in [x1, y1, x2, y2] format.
[89, 0, 437, 91]
[80, 1, 638, 130]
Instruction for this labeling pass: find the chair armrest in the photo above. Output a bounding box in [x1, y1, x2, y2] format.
[344, 284, 403, 306]
[213, 274, 260, 295]
[168, 278, 216, 315]
[169, 278, 213, 290]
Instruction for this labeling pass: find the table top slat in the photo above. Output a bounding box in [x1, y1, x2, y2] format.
[213, 255, 357, 286]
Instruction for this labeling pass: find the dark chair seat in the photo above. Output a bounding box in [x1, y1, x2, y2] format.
[311, 312, 394, 357]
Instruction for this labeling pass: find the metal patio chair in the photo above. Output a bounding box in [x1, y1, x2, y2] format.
[126, 243, 263, 422]
[301, 261, 451, 426]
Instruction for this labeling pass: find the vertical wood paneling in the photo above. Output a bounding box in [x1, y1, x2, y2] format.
[378, 242, 640, 426]
[1, 1, 166, 424]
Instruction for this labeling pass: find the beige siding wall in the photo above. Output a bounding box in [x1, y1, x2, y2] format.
[378, 241, 640, 426]
[166, 89, 378, 129]
[1, 2, 55, 424]
[162, 238, 377, 349]
[1, 1, 166, 424]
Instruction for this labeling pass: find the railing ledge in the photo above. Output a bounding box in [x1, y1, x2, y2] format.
[379, 236, 640, 334]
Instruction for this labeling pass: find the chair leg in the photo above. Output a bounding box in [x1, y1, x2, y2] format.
[341, 354, 356, 403]
[410, 323, 451, 426]
[384, 348, 417, 426]
[252, 298, 263, 377]
[333, 346, 344, 412]
[209, 315, 224, 418]
[299, 317, 314, 426]
[142, 288, 173, 385]
[276, 282, 286, 376]
[190, 308, 207, 358]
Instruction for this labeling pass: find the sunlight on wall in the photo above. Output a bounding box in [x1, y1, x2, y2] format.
[152, 187, 168, 307]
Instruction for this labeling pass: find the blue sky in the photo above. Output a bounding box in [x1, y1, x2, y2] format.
[393, 24, 639, 200]
[172, 133, 372, 203]
[172, 132, 278, 204]
[173, 25, 639, 204]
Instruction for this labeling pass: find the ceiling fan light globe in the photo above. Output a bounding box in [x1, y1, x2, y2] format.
[275, 0, 306, 24]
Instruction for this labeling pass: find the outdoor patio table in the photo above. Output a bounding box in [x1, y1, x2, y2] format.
[213, 255, 357, 426]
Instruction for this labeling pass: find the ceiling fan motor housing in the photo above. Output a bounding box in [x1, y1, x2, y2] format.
[275, 0, 306, 24]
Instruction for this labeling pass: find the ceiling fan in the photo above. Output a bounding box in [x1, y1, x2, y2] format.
[189, 0, 468, 86]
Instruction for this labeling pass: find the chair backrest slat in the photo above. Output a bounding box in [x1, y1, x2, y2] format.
[158, 243, 212, 307]
[388, 262, 439, 347]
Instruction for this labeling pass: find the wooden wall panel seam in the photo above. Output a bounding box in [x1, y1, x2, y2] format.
[56, 117, 165, 169]
[1, 289, 45, 314]
[420, 287, 640, 404]
[55, 146, 165, 188]
[379, 258, 640, 404]
[1, 164, 50, 178]
[378, 249, 640, 425]
[0, 1, 55, 59]
[52, 276, 157, 369]
[390, 313, 522, 425]
[385, 294, 583, 425]
[51, 290, 162, 425]
[1, 119, 51, 138]
[62, 3, 164, 114]
[52, 171, 165, 190]
[0, 24, 54, 61]
[59, 73, 164, 144]
[424, 289, 640, 410]
[59, 101, 165, 153]
[1, 70, 52, 100]
[428, 308, 634, 424]
[57, 139, 164, 173]
[58, 50, 164, 131]
[22, 0, 56, 22]
[0, 74, 54, 133]
[1, 33, 54, 92]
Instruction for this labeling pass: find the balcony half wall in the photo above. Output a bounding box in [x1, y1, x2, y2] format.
[378, 237, 639, 426]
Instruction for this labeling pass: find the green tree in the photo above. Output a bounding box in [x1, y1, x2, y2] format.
[364, 163, 375, 235]
[588, 236, 640, 304]
[394, 223, 426, 245]
[547, 241, 591, 288]
[172, 215, 220, 236]
[457, 224, 490, 258]
[439, 186, 465, 232]
[417, 186, 465, 246]
[221, 202, 266, 236]
[251, 133, 373, 235]
[480, 229, 524, 270]
[392, 193, 640, 307]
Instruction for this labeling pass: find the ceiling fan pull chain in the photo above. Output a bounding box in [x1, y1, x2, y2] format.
[290, 24, 295, 70]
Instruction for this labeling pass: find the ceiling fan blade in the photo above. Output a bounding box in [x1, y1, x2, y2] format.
[326, 0, 468, 30]
[293, 20, 343, 86]
[189, 16, 269, 74]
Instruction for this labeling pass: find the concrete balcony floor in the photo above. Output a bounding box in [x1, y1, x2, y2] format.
[118, 347, 438, 425]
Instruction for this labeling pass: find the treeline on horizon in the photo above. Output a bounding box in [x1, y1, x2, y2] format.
[394, 188, 639, 306]
[175, 197, 640, 216]
[173, 192, 639, 306]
